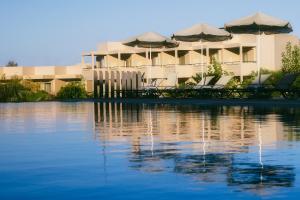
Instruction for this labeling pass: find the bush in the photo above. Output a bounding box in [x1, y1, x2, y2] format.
[56, 82, 88, 99]
[192, 58, 231, 85]
[0, 78, 52, 102]
[292, 76, 300, 88]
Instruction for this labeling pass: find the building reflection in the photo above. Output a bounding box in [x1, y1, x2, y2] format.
[93, 102, 298, 193]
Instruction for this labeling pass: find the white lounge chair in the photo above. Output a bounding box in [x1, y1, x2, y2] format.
[194, 76, 214, 89]
[203, 75, 233, 89]
[143, 79, 164, 90]
[162, 73, 177, 89]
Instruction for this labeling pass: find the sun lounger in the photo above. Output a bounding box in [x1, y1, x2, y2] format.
[162, 73, 177, 89]
[202, 75, 233, 89]
[194, 76, 214, 89]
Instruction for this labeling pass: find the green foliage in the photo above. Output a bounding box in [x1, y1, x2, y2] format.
[0, 78, 52, 102]
[264, 71, 285, 87]
[207, 58, 223, 77]
[191, 58, 231, 86]
[6, 60, 18, 67]
[241, 74, 255, 88]
[21, 80, 41, 92]
[56, 82, 88, 99]
[226, 77, 240, 89]
[282, 42, 300, 73]
[207, 58, 231, 84]
[191, 73, 202, 84]
[292, 76, 300, 88]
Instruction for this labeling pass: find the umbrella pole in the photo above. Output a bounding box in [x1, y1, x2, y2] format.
[150, 45, 152, 85]
[257, 28, 261, 84]
[202, 112, 206, 168]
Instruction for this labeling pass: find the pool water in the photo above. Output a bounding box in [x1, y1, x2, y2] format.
[0, 102, 300, 199]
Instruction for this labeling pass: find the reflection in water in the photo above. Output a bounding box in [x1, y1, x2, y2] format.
[94, 102, 299, 195]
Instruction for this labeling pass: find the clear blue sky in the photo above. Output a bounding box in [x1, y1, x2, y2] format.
[0, 0, 299, 66]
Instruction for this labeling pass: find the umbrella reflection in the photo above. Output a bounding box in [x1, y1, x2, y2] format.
[147, 109, 154, 156]
[93, 102, 297, 193]
[202, 113, 206, 171]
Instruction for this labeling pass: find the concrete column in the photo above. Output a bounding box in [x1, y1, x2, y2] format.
[240, 45, 243, 82]
[110, 71, 115, 98]
[116, 71, 121, 98]
[99, 71, 104, 98]
[221, 48, 224, 64]
[206, 47, 210, 65]
[132, 72, 137, 90]
[121, 71, 127, 97]
[175, 50, 178, 65]
[91, 52, 95, 93]
[93, 70, 98, 98]
[137, 72, 142, 90]
[105, 71, 109, 98]
[118, 53, 121, 67]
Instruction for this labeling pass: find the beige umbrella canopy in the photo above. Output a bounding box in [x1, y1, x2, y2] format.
[224, 12, 293, 34]
[123, 32, 178, 84]
[172, 23, 231, 42]
[172, 24, 231, 80]
[224, 12, 293, 83]
[123, 32, 178, 48]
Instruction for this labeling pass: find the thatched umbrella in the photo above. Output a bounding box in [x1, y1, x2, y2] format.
[123, 32, 178, 83]
[225, 12, 293, 82]
[172, 23, 231, 79]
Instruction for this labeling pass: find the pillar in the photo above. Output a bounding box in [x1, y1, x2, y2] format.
[206, 47, 210, 65]
[175, 50, 178, 65]
[240, 45, 243, 82]
[116, 71, 121, 98]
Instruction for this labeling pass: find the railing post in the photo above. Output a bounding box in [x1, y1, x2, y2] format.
[110, 71, 115, 98]
[105, 71, 109, 98]
[121, 71, 126, 98]
[116, 71, 121, 98]
[240, 45, 243, 83]
[99, 71, 104, 98]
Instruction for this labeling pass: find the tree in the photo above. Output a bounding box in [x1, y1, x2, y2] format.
[192, 58, 229, 84]
[282, 42, 300, 73]
[6, 60, 18, 67]
[56, 82, 88, 99]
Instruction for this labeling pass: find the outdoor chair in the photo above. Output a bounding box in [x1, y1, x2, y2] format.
[246, 74, 271, 89]
[202, 75, 233, 89]
[274, 73, 299, 98]
[161, 73, 177, 90]
[193, 76, 214, 89]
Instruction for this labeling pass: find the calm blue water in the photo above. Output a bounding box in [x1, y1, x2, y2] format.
[0, 102, 300, 199]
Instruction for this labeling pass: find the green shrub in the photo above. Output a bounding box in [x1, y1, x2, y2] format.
[226, 77, 240, 89]
[264, 71, 284, 87]
[0, 78, 52, 102]
[56, 82, 88, 99]
[292, 76, 300, 88]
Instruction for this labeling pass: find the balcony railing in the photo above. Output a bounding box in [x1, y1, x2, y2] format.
[98, 61, 258, 79]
